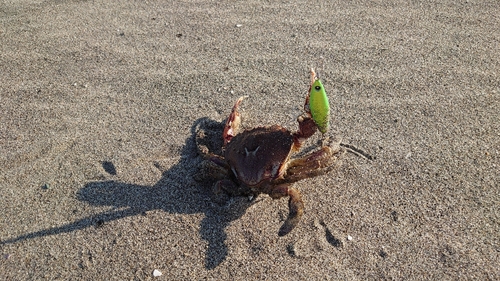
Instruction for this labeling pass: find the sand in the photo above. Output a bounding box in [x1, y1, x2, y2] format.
[1, 0, 499, 279]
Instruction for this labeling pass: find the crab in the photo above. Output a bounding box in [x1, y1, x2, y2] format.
[196, 69, 344, 236]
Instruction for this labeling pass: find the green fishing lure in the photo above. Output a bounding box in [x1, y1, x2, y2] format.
[309, 78, 330, 134]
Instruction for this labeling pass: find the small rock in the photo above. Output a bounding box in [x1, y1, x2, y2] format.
[153, 269, 162, 277]
[235, 24, 242, 27]
[102, 161, 117, 175]
[347, 235, 353, 241]
[379, 249, 388, 259]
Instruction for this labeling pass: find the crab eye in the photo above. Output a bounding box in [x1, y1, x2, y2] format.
[315, 85, 321, 91]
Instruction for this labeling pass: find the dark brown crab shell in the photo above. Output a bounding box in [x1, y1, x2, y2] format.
[224, 125, 294, 188]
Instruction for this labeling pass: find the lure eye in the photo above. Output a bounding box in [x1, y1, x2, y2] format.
[315, 86, 321, 91]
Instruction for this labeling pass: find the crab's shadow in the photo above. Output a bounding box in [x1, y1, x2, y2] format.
[1, 117, 255, 270]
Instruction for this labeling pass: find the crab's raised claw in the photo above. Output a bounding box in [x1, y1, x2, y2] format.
[292, 113, 318, 151]
[303, 68, 317, 114]
[304, 68, 330, 134]
[223, 96, 248, 146]
[266, 185, 304, 236]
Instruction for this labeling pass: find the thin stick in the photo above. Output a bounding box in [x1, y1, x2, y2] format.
[340, 143, 374, 160]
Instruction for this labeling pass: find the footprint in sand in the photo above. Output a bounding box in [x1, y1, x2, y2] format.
[287, 220, 344, 258]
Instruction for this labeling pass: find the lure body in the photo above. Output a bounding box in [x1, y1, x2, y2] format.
[308, 78, 330, 134]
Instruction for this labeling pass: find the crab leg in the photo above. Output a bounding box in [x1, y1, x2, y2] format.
[266, 185, 304, 236]
[223, 96, 248, 146]
[285, 139, 344, 183]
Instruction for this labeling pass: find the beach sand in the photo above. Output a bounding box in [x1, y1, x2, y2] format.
[1, 0, 498, 279]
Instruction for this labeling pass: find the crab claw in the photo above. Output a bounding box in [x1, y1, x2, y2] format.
[292, 114, 318, 151]
[303, 68, 317, 114]
[223, 96, 248, 146]
[304, 68, 330, 134]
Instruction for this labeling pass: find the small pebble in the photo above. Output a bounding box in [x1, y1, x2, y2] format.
[235, 24, 242, 27]
[153, 269, 162, 277]
[347, 235, 353, 241]
[42, 183, 51, 190]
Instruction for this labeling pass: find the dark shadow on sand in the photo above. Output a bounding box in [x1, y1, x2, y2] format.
[1, 117, 255, 270]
